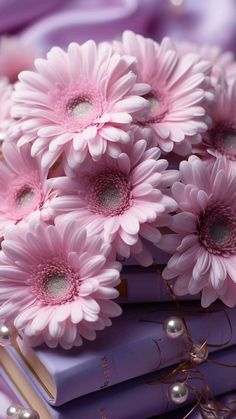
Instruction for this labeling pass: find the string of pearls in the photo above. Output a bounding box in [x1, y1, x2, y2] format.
[6, 405, 39, 419]
[162, 313, 235, 417]
[163, 316, 209, 408]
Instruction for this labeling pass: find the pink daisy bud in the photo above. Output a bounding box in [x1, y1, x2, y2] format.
[194, 78, 236, 175]
[0, 36, 39, 84]
[49, 128, 178, 266]
[12, 41, 150, 169]
[0, 220, 122, 349]
[0, 141, 61, 235]
[160, 156, 236, 308]
[0, 78, 12, 142]
[114, 31, 214, 156]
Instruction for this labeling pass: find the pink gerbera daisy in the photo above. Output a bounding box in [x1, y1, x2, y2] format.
[176, 41, 236, 85]
[160, 156, 236, 308]
[0, 141, 59, 235]
[0, 36, 38, 84]
[12, 41, 150, 169]
[0, 78, 12, 143]
[114, 31, 213, 156]
[49, 128, 178, 266]
[0, 220, 121, 349]
[194, 78, 236, 175]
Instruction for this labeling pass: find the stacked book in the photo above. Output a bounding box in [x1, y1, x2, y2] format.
[1, 258, 236, 418]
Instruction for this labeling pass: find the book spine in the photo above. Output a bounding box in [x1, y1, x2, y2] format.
[117, 266, 199, 303]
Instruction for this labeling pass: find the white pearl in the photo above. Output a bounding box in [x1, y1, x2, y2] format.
[0, 325, 13, 346]
[168, 382, 189, 404]
[190, 342, 208, 364]
[163, 316, 186, 339]
[6, 404, 23, 417]
[18, 408, 40, 419]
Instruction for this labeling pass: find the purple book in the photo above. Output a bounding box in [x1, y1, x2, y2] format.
[118, 265, 199, 303]
[2, 345, 236, 419]
[4, 303, 236, 407]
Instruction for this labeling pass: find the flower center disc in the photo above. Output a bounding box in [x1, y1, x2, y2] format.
[88, 170, 131, 216]
[198, 204, 236, 255]
[100, 185, 121, 209]
[222, 131, 236, 152]
[145, 93, 160, 115]
[17, 186, 34, 208]
[32, 260, 79, 305]
[209, 220, 231, 243]
[70, 97, 93, 119]
[211, 125, 236, 160]
[142, 91, 167, 123]
[45, 275, 70, 298]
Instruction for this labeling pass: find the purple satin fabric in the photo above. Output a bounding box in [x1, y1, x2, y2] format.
[0, 0, 235, 53]
[0, 0, 65, 34]
[154, 0, 236, 51]
[20, 0, 161, 53]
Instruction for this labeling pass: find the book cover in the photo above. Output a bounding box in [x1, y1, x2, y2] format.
[2, 345, 236, 419]
[5, 303, 236, 406]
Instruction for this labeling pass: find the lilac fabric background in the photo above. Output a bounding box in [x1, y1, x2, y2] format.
[0, 0, 236, 54]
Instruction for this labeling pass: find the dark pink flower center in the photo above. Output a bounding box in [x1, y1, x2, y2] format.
[66, 93, 103, 130]
[16, 185, 34, 209]
[142, 90, 168, 124]
[54, 85, 105, 131]
[5, 173, 43, 222]
[209, 124, 236, 161]
[68, 96, 93, 119]
[31, 259, 79, 305]
[87, 170, 131, 216]
[198, 204, 236, 255]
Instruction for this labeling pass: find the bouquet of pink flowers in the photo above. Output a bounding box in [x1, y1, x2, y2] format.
[0, 31, 236, 349]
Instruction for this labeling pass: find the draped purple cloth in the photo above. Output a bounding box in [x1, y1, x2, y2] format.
[0, 0, 235, 53]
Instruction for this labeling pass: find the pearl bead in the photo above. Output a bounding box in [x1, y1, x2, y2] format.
[18, 408, 40, 419]
[190, 342, 208, 364]
[6, 404, 23, 417]
[168, 382, 189, 404]
[0, 325, 12, 346]
[163, 316, 186, 339]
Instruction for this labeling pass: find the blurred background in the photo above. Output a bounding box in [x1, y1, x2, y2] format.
[1, 0, 236, 55]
